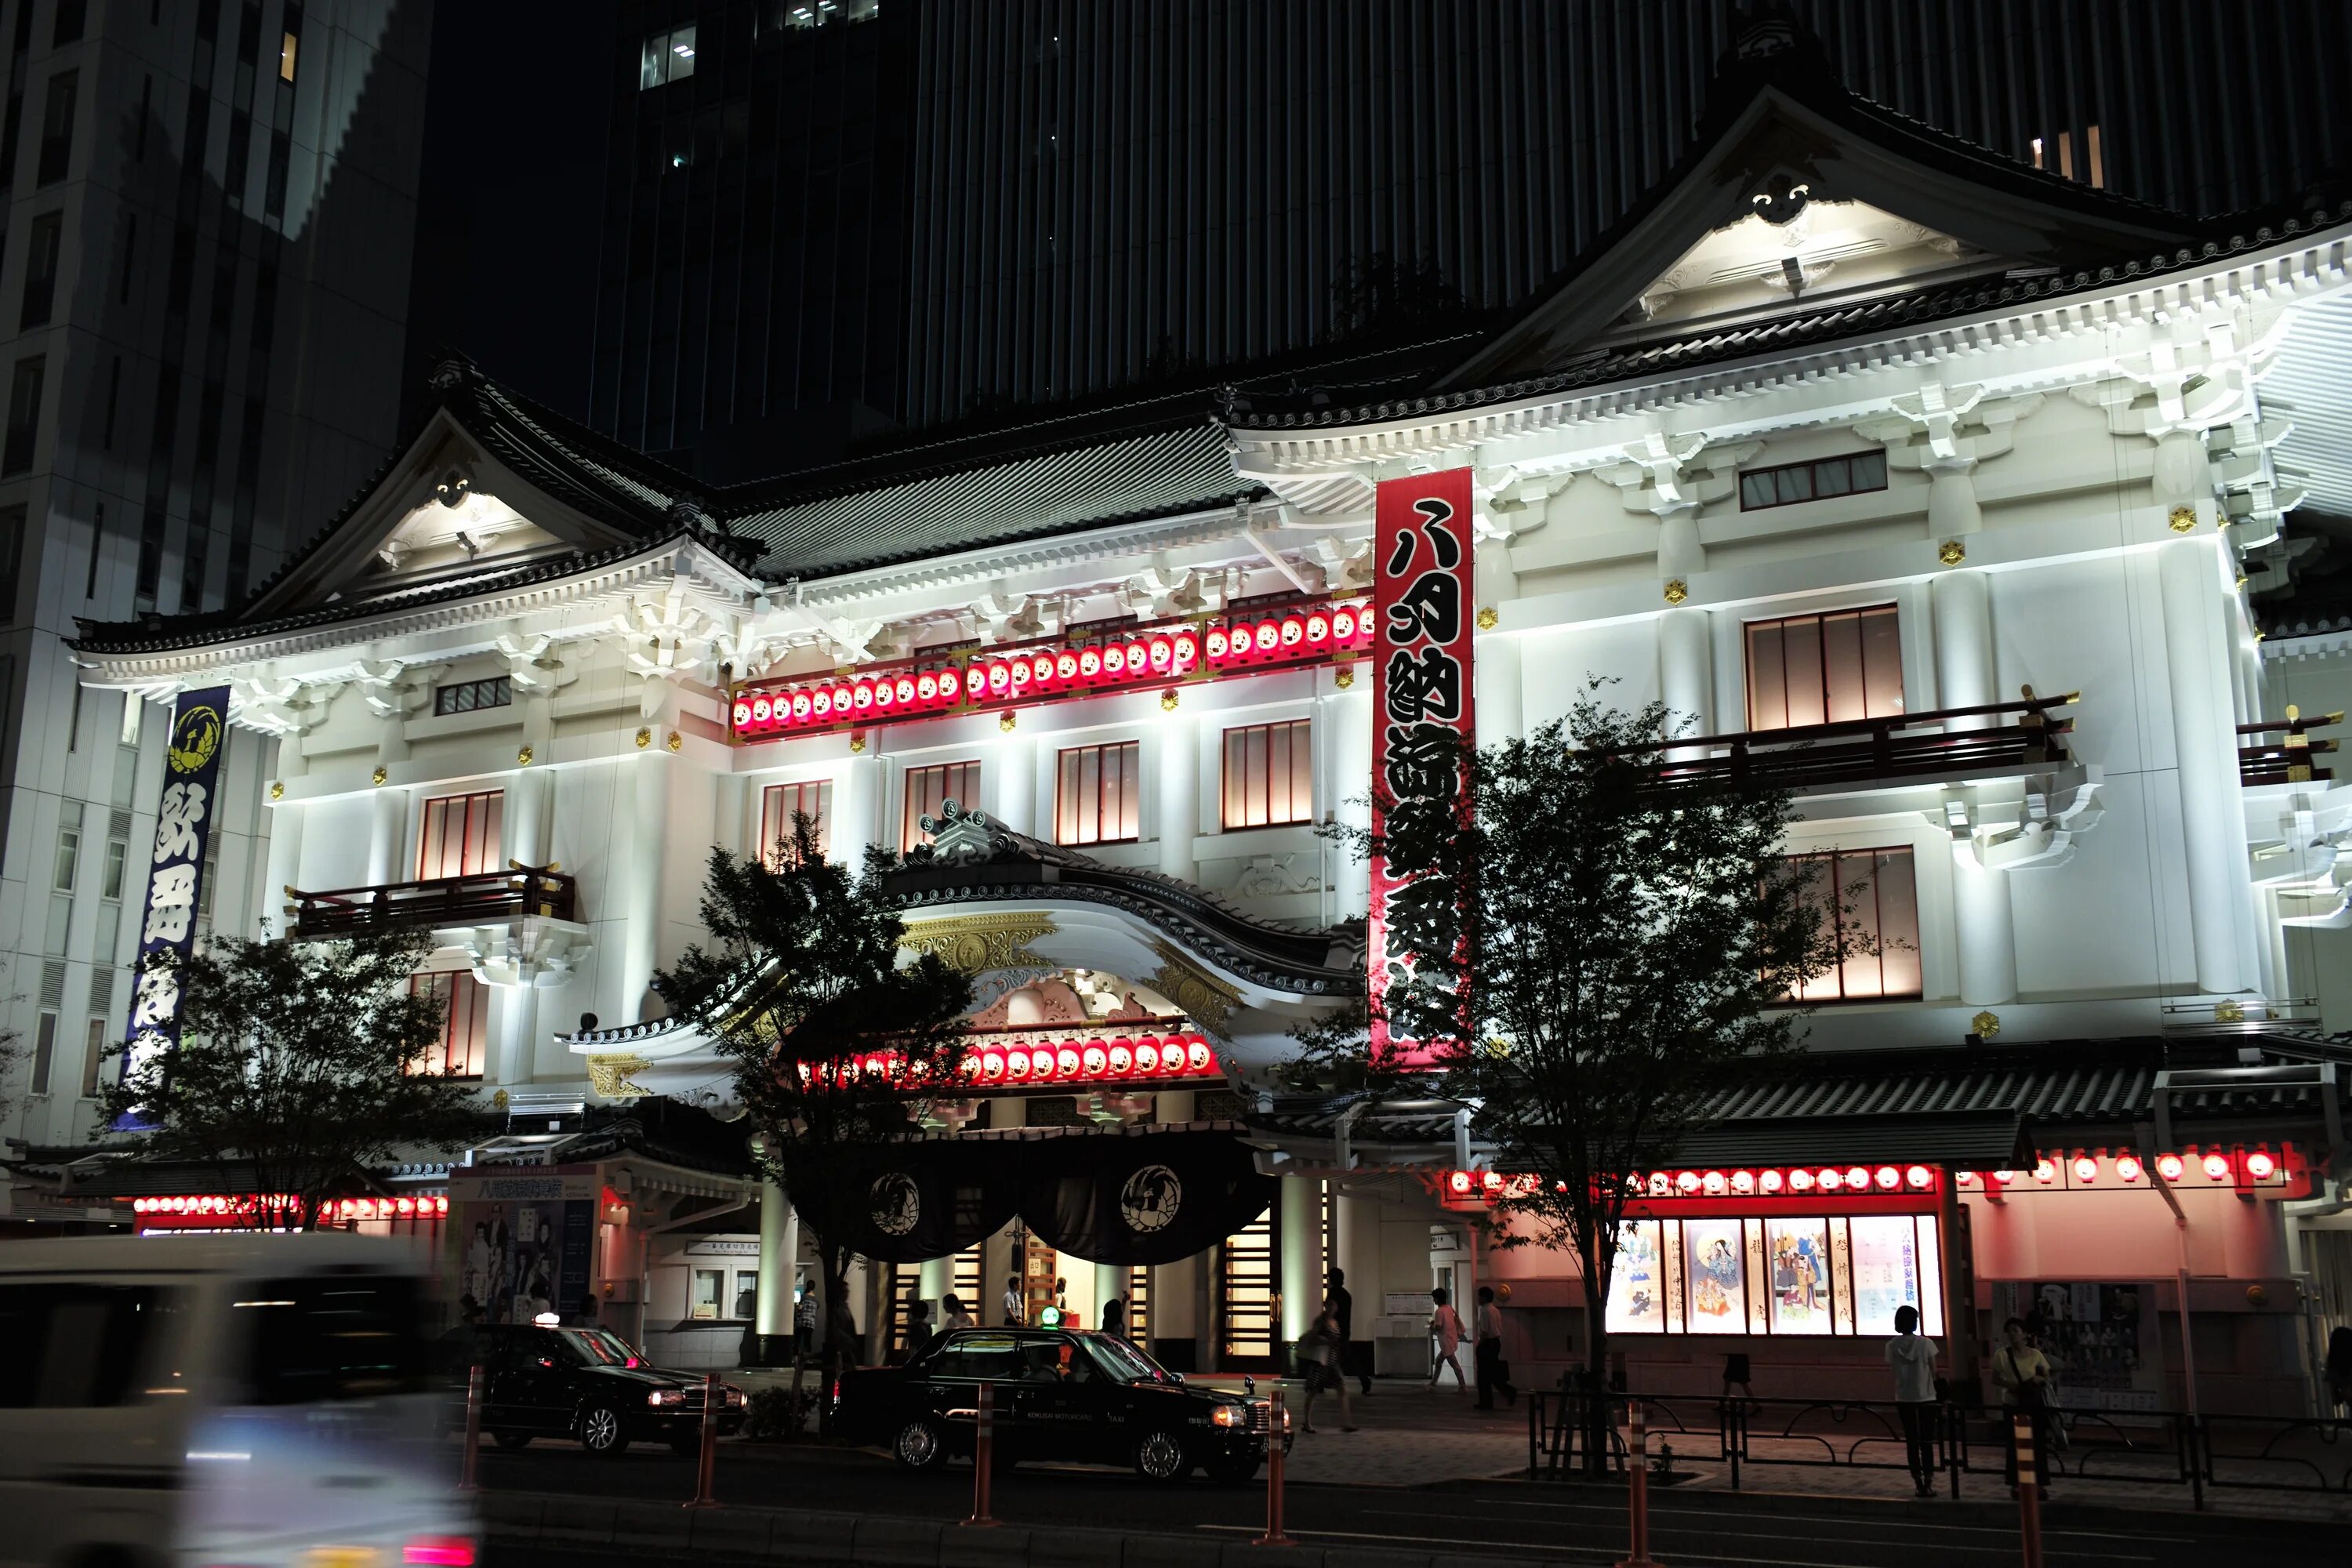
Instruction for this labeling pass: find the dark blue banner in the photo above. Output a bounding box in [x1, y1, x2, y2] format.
[122, 686, 231, 1122]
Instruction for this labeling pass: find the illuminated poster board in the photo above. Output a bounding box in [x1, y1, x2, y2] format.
[1850, 1214, 1942, 1335]
[1682, 1218, 1747, 1330]
[1605, 1220, 1667, 1334]
[1766, 1218, 1835, 1335]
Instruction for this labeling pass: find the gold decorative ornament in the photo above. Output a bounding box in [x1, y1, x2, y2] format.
[1475, 606, 1499, 630]
[1970, 1010, 2002, 1040]
[371, 765, 388, 787]
[666, 730, 683, 752]
[999, 710, 1018, 732]
[584, 1052, 654, 1100]
[849, 733, 867, 754]
[634, 726, 653, 749]
[898, 912, 1058, 975]
[1146, 938, 1243, 1040]
[269, 781, 285, 800]
[2168, 505, 2198, 533]
[1662, 579, 1689, 605]
[1334, 666, 1355, 690]
[2214, 999, 2246, 1024]
[490, 1088, 510, 1112]
[1937, 539, 1967, 565]
[517, 745, 534, 766]
[1160, 689, 1181, 712]
[2235, 573, 2249, 590]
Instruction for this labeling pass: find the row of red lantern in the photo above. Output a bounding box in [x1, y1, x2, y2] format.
[1206, 602, 1374, 670]
[796, 1033, 1221, 1093]
[1956, 1149, 2282, 1188]
[968, 629, 1203, 702]
[733, 664, 964, 736]
[132, 1193, 450, 1219]
[1443, 1164, 1942, 1202]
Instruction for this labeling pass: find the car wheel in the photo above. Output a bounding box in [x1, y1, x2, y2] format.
[490, 1430, 532, 1452]
[894, 1416, 947, 1472]
[1207, 1451, 1262, 1486]
[1133, 1427, 1189, 1483]
[578, 1402, 629, 1457]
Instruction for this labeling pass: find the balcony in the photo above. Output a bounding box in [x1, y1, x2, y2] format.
[2239, 707, 2340, 786]
[1623, 693, 2078, 795]
[288, 862, 578, 941]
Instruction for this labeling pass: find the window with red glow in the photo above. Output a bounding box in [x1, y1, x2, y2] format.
[416, 790, 503, 879]
[760, 779, 833, 866]
[1786, 846, 1922, 1001]
[410, 971, 488, 1078]
[1744, 604, 1903, 731]
[1055, 741, 1141, 846]
[902, 760, 981, 853]
[1221, 720, 1313, 829]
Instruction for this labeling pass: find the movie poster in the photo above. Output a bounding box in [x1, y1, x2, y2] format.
[450, 1167, 599, 1324]
[1992, 1280, 2161, 1411]
[1849, 1215, 1927, 1335]
[1682, 1218, 1747, 1330]
[1606, 1220, 1667, 1334]
[1767, 1218, 1834, 1335]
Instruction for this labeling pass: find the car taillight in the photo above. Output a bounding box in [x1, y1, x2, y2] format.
[829, 1377, 842, 1406]
[405, 1539, 474, 1567]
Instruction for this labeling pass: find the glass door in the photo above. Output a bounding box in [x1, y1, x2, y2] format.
[1219, 1210, 1276, 1368]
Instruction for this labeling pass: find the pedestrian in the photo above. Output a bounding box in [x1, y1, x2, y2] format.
[1473, 1286, 1517, 1410]
[573, 1293, 601, 1330]
[1101, 1295, 1128, 1341]
[899, 1298, 933, 1362]
[1720, 1350, 1754, 1407]
[1427, 1287, 1468, 1391]
[1885, 1303, 1941, 1497]
[2326, 1325, 2352, 1414]
[1003, 1276, 1024, 1326]
[1297, 1306, 1357, 1434]
[458, 1293, 485, 1327]
[942, 1293, 975, 1332]
[793, 1284, 817, 1356]
[1991, 1316, 2055, 1497]
[1326, 1268, 1371, 1396]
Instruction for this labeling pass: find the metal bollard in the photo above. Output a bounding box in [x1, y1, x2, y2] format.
[456, 1363, 485, 1494]
[2013, 1414, 2044, 1568]
[1614, 1400, 1664, 1568]
[683, 1370, 721, 1509]
[961, 1381, 999, 1528]
[1250, 1387, 1294, 1547]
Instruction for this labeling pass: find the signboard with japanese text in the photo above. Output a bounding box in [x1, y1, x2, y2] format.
[1370, 467, 1475, 1065]
[120, 687, 230, 1126]
[449, 1167, 601, 1325]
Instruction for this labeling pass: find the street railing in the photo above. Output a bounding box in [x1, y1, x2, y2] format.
[1526, 1389, 2352, 1509]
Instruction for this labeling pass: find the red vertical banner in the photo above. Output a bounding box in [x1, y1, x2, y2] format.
[1370, 467, 1475, 1066]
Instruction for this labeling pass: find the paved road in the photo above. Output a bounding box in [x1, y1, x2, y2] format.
[474, 1439, 2336, 1567]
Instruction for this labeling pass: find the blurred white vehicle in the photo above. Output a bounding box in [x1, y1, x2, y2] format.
[0, 1232, 474, 1568]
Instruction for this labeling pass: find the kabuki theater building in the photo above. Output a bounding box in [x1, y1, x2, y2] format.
[49, 38, 2352, 1411]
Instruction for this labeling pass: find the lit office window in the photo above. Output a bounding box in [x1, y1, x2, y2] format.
[416, 791, 503, 880]
[1055, 742, 1141, 846]
[1744, 604, 1903, 731]
[640, 25, 697, 89]
[1784, 847, 1922, 1002]
[1221, 720, 1313, 829]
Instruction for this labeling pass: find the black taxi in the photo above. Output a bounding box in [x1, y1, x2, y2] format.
[833, 1327, 1290, 1483]
[436, 1322, 746, 1457]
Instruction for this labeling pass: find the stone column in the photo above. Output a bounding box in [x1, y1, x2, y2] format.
[989, 731, 1036, 836]
[756, 1181, 797, 1341]
[834, 754, 883, 866]
[619, 753, 670, 1021]
[1157, 709, 1200, 882]
[506, 768, 553, 868]
[489, 983, 536, 1088]
[1951, 855, 2018, 1006]
[919, 1256, 953, 1324]
[1094, 1261, 1125, 1331]
[2159, 538, 2253, 994]
[1327, 687, 1374, 919]
[263, 800, 305, 938]
[1278, 1174, 1323, 1356]
[365, 788, 408, 886]
[1657, 608, 1711, 750]
[1931, 569, 1997, 729]
[713, 773, 747, 862]
[1475, 631, 1524, 746]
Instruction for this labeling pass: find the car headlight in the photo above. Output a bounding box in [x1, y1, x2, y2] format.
[723, 1387, 746, 1406]
[1210, 1405, 1242, 1428]
[647, 1388, 686, 1406]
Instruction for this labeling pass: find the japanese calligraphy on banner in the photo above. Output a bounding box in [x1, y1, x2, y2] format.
[120, 687, 230, 1125]
[1370, 468, 1474, 1065]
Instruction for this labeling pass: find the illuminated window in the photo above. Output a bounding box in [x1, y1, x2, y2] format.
[410, 971, 488, 1078]
[432, 676, 510, 716]
[1221, 720, 1313, 829]
[1218, 1210, 1276, 1364]
[760, 779, 833, 866]
[902, 760, 980, 853]
[1786, 846, 1922, 1002]
[1744, 604, 1902, 731]
[81, 1017, 106, 1098]
[639, 24, 697, 89]
[279, 31, 298, 83]
[1739, 451, 1887, 512]
[416, 790, 503, 880]
[1054, 741, 1141, 846]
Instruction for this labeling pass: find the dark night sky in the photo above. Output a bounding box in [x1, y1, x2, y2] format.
[402, 0, 621, 426]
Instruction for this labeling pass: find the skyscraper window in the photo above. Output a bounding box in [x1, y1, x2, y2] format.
[639, 25, 696, 89]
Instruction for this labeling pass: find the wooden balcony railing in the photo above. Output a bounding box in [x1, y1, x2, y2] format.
[287, 862, 576, 941]
[2238, 706, 2341, 786]
[1592, 691, 2078, 794]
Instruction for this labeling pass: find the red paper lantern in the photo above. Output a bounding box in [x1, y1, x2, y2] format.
[2245, 1149, 2277, 1180]
[1133, 1040, 1160, 1074]
[1107, 1041, 1133, 1076]
[1029, 1045, 1057, 1081]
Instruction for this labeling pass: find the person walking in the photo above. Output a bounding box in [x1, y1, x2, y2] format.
[1473, 1286, 1518, 1410]
[1101, 1295, 1128, 1341]
[1428, 1287, 1468, 1392]
[1991, 1316, 2056, 1496]
[1885, 1303, 1942, 1496]
[942, 1293, 975, 1332]
[1297, 1306, 1357, 1434]
[1325, 1268, 1372, 1396]
[793, 1286, 817, 1356]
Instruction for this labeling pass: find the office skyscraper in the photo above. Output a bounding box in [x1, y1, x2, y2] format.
[0, 0, 430, 1152]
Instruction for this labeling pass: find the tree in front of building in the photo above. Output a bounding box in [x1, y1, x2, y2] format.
[1298, 685, 1853, 1473]
[657, 816, 974, 1414]
[96, 927, 482, 1225]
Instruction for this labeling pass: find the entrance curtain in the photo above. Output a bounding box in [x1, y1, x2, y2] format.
[1016, 1130, 1277, 1266]
[837, 1141, 1019, 1263]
